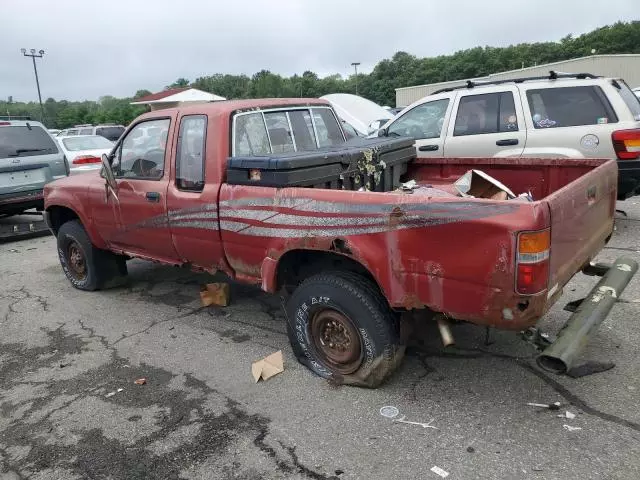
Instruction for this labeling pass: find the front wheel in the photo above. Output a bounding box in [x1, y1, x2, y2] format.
[57, 220, 127, 291]
[286, 271, 404, 388]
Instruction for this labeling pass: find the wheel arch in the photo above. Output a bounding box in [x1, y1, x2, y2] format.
[46, 205, 107, 249]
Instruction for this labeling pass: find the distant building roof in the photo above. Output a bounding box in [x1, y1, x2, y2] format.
[130, 87, 226, 105]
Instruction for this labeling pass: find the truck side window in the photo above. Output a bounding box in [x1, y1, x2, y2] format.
[387, 99, 449, 139]
[234, 113, 271, 156]
[176, 115, 207, 192]
[112, 118, 169, 180]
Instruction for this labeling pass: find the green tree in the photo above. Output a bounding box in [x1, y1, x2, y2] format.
[165, 78, 190, 89]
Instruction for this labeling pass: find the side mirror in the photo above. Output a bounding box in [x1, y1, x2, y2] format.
[101, 153, 117, 191]
[377, 127, 389, 137]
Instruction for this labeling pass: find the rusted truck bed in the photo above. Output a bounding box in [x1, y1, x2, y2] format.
[221, 157, 617, 330]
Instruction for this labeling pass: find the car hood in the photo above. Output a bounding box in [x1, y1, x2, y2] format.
[321, 93, 393, 136]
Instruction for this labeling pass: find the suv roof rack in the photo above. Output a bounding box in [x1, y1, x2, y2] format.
[432, 71, 600, 95]
[0, 115, 32, 121]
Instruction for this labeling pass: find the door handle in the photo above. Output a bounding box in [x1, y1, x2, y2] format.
[496, 139, 519, 146]
[146, 192, 160, 202]
[418, 145, 439, 152]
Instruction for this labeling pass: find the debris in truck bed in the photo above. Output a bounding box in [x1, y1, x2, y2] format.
[200, 282, 230, 307]
[454, 169, 516, 199]
[400, 179, 418, 191]
[251, 350, 284, 382]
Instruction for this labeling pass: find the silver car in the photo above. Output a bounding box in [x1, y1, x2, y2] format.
[0, 119, 68, 216]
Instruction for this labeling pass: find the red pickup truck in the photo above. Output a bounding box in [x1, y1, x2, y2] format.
[44, 98, 636, 387]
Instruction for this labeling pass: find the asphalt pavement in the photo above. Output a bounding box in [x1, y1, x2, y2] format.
[2, 201, 640, 480]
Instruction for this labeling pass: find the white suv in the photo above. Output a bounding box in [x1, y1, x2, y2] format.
[380, 72, 640, 199]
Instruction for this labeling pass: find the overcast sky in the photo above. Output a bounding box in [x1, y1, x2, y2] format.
[1, 0, 636, 102]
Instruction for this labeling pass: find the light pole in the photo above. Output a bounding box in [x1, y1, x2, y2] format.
[21, 48, 45, 123]
[351, 62, 361, 96]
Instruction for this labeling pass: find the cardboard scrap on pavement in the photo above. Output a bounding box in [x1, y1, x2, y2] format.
[200, 282, 230, 307]
[252, 350, 284, 383]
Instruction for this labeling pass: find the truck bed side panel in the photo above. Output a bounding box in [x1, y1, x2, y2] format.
[218, 185, 548, 329]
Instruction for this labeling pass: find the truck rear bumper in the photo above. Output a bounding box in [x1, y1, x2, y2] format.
[537, 256, 638, 374]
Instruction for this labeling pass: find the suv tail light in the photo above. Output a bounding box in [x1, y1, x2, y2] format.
[72, 155, 101, 165]
[516, 229, 550, 294]
[63, 155, 70, 175]
[612, 129, 640, 160]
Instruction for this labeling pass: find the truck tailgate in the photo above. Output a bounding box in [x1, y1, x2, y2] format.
[546, 159, 617, 294]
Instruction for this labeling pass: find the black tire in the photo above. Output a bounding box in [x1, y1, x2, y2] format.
[57, 220, 127, 291]
[285, 271, 404, 388]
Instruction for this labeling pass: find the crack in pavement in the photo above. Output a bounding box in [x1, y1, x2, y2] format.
[413, 344, 640, 433]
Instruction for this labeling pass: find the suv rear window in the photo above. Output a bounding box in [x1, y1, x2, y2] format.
[96, 126, 125, 141]
[526, 86, 618, 128]
[0, 125, 59, 159]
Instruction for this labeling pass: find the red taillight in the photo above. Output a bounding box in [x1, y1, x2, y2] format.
[516, 229, 550, 294]
[612, 129, 640, 160]
[0, 121, 10, 126]
[72, 155, 101, 165]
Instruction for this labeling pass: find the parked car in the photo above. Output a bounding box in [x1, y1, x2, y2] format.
[44, 98, 630, 387]
[0, 119, 68, 216]
[58, 124, 125, 142]
[56, 135, 114, 175]
[379, 72, 640, 200]
[321, 93, 393, 136]
[48, 128, 61, 136]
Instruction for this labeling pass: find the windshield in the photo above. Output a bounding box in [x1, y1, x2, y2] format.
[95, 126, 125, 141]
[0, 125, 59, 159]
[62, 135, 114, 151]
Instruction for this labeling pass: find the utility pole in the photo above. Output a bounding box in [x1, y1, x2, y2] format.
[351, 62, 361, 96]
[21, 48, 46, 123]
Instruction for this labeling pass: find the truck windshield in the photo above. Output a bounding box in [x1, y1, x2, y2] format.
[0, 125, 58, 159]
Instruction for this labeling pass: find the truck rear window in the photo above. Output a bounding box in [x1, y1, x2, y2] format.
[0, 125, 58, 159]
[233, 107, 344, 156]
[526, 86, 618, 128]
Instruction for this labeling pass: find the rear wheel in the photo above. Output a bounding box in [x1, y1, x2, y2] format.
[286, 271, 404, 388]
[57, 220, 127, 291]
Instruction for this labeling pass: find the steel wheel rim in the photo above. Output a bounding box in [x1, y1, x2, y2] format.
[66, 241, 87, 281]
[310, 308, 363, 375]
